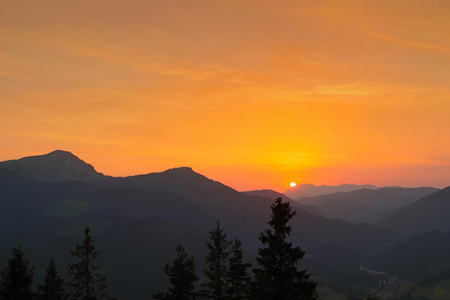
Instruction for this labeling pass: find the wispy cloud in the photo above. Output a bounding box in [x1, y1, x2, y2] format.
[309, 81, 433, 97]
[136, 62, 234, 81]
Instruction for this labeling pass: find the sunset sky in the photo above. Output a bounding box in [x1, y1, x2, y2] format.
[1, 0, 450, 191]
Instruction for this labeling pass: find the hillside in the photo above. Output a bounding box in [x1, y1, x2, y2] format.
[369, 231, 450, 285]
[298, 187, 439, 224]
[380, 186, 450, 235]
[0, 151, 407, 299]
[242, 189, 323, 216]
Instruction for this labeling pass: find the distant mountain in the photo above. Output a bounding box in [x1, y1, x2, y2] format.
[284, 183, 378, 199]
[297, 187, 439, 224]
[380, 186, 450, 235]
[0, 150, 105, 182]
[242, 189, 322, 216]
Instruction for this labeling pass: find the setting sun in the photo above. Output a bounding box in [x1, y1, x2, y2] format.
[290, 182, 297, 188]
[0, 0, 449, 192]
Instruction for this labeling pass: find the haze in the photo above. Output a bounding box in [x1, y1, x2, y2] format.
[1, 0, 449, 191]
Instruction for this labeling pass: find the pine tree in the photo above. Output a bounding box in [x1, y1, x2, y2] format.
[37, 257, 67, 300]
[152, 244, 199, 300]
[0, 244, 34, 300]
[253, 198, 318, 300]
[201, 220, 231, 300]
[67, 226, 112, 300]
[225, 238, 252, 300]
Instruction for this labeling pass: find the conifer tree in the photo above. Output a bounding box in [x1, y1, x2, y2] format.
[0, 245, 34, 300]
[37, 257, 67, 300]
[153, 244, 199, 300]
[201, 220, 231, 300]
[67, 226, 112, 300]
[253, 198, 318, 300]
[225, 238, 252, 300]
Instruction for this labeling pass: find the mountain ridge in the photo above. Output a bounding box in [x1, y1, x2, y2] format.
[1, 150, 442, 299]
[0, 150, 105, 182]
[284, 183, 379, 199]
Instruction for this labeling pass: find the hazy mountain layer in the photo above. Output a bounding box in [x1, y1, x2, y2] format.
[297, 187, 439, 224]
[284, 183, 378, 199]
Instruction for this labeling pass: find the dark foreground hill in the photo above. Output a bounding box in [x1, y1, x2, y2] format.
[0, 150, 424, 299]
[242, 189, 323, 216]
[369, 231, 450, 285]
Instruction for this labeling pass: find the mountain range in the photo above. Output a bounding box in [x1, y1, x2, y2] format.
[295, 187, 439, 224]
[0, 150, 449, 299]
[284, 183, 379, 199]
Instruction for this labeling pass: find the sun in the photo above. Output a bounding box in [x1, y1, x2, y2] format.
[290, 182, 297, 188]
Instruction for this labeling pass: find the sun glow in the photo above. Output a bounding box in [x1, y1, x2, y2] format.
[290, 182, 297, 188]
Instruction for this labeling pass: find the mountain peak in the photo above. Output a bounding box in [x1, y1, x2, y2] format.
[0, 150, 104, 182]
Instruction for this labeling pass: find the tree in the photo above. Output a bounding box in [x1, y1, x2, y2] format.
[37, 257, 67, 300]
[201, 220, 231, 300]
[0, 244, 34, 300]
[153, 244, 199, 300]
[253, 198, 318, 300]
[67, 226, 112, 300]
[225, 238, 252, 299]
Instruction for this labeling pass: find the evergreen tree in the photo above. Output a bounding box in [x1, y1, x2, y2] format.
[201, 220, 231, 300]
[0, 244, 34, 300]
[37, 257, 67, 300]
[67, 226, 112, 300]
[225, 238, 252, 300]
[253, 198, 318, 300]
[153, 244, 199, 300]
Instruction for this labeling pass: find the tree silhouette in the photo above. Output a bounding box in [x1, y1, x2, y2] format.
[37, 257, 67, 300]
[225, 238, 252, 299]
[67, 226, 112, 300]
[0, 245, 34, 300]
[153, 244, 199, 300]
[201, 220, 231, 300]
[253, 198, 318, 300]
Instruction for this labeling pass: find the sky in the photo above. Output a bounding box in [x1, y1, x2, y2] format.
[1, 0, 450, 191]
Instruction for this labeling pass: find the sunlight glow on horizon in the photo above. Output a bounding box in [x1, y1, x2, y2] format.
[1, 0, 450, 192]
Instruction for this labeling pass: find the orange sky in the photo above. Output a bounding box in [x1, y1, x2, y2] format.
[1, 0, 450, 191]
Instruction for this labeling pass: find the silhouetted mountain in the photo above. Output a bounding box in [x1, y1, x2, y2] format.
[242, 189, 322, 216]
[380, 186, 450, 235]
[369, 231, 450, 285]
[0, 168, 210, 300]
[284, 183, 378, 199]
[0, 150, 104, 182]
[0, 151, 406, 299]
[298, 187, 439, 224]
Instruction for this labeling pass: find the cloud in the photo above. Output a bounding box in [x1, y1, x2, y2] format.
[136, 62, 234, 81]
[309, 82, 434, 97]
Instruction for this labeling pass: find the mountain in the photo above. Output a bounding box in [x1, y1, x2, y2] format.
[284, 183, 378, 199]
[0, 151, 406, 299]
[380, 186, 450, 235]
[0, 150, 105, 182]
[242, 189, 323, 216]
[369, 230, 450, 285]
[297, 187, 439, 224]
